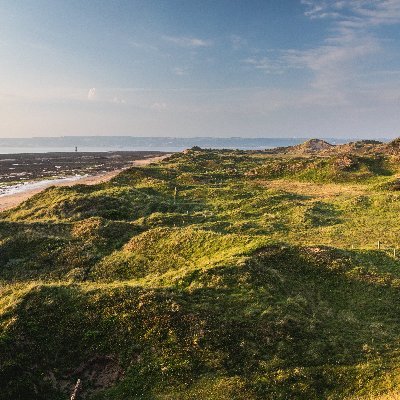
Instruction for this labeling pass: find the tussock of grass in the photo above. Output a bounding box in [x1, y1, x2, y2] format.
[90, 226, 261, 282]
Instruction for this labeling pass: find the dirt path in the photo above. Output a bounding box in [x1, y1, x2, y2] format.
[0, 154, 169, 212]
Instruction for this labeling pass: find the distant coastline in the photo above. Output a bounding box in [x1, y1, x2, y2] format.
[0, 136, 359, 154]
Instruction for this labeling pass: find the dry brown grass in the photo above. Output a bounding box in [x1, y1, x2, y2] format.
[258, 178, 366, 199]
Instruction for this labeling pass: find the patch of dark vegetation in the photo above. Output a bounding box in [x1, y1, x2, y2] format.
[304, 201, 342, 227]
[251, 154, 393, 183]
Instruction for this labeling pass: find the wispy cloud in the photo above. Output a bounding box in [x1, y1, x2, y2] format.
[87, 88, 96, 100]
[243, 56, 290, 74]
[172, 67, 188, 76]
[230, 34, 248, 50]
[301, 0, 400, 26]
[112, 96, 126, 104]
[282, 35, 380, 93]
[150, 102, 167, 111]
[129, 40, 159, 52]
[239, 0, 400, 111]
[301, 0, 342, 20]
[162, 35, 212, 48]
[296, 0, 400, 98]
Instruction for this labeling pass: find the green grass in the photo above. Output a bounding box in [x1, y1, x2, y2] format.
[2, 147, 400, 399]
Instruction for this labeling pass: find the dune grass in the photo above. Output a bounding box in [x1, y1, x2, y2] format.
[1, 147, 400, 399]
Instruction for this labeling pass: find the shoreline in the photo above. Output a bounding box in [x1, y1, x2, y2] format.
[0, 154, 169, 212]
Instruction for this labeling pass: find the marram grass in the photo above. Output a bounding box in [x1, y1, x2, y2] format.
[1, 147, 400, 399]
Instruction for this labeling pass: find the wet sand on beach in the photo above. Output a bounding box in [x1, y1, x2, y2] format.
[0, 154, 168, 212]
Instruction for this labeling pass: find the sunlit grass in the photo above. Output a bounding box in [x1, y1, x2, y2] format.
[2, 147, 400, 399]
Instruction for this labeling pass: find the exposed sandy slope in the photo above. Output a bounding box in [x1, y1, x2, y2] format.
[0, 154, 168, 212]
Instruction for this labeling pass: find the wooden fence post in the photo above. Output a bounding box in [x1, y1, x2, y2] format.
[377, 241, 381, 250]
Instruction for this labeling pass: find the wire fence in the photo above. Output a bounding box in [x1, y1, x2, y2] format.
[349, 241, 399, 258]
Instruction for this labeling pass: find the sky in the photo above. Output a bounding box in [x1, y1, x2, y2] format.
[1, 0, 400, 139]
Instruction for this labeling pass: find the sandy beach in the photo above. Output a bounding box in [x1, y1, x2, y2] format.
[0, 154, 168, 212]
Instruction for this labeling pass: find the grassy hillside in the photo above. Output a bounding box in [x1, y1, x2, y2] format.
[1, 144, 400, 399]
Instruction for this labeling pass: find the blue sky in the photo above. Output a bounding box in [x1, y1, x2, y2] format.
[1, 0, 400, 138]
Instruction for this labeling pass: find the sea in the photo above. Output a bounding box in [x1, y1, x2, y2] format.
[0, 137, 354, 154]
[0, 175, 89, 198]
[0, 146, 156, 154]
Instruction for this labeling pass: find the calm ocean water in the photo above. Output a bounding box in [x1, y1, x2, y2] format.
[0, 145, 286, 154]
[0, 138, 352, 154]
[0, 146, 185, 154]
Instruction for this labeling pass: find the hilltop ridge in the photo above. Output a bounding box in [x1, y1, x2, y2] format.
[270, 137, 400, 157]
[277, 138, 334, 154]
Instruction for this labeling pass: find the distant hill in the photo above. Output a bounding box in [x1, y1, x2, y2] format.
[277, 138, 334, 154]
[272, 138, 400, 157]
